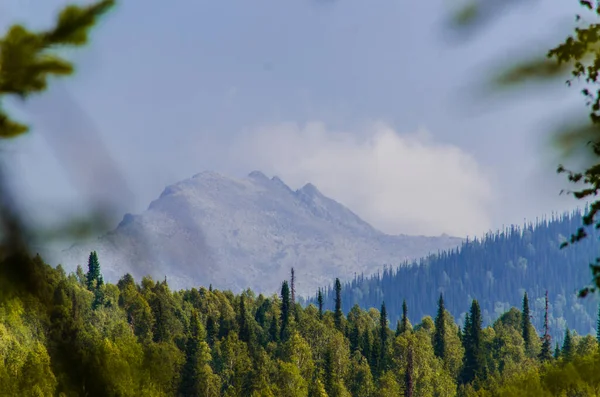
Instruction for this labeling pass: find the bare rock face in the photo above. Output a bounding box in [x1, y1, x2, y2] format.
[55, 171, 462, 296]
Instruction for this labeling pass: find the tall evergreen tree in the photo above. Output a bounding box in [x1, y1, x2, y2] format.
[206, 315, 217, 347]
[434, 293, 446, 360]
[269, 313, 279, 343]
[405, 345, 414, 397]
[280, 280, 291, 341]
[334, 278, 343, 331]
[179, 310, 207, 396]
[596, 303, 600, 345]
[86, 251, 102, 291]
[317, 288, 324, 319]
[522, 292, 532, 354]
[539, 290, 552, 362]
[461, 300, 485, 385]
[238, 295, 251, 343]
[562, 328, 573, 361]
[554, 342, 561, 359]
[291, 268, 296, 304]
[379, 301, 389, 372]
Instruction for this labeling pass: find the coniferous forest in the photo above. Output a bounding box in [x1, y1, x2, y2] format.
[311, 210, 600, 343]
[3, 250, 600, 396]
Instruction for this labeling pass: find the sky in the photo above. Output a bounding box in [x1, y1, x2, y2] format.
[0, 0, 589, 240]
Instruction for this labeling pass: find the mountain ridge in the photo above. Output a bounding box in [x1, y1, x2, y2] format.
[50, 171, 463, 295]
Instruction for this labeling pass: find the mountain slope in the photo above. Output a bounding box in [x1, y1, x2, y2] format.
[311, 210, 600, 342]
[54, 171, 462, 295]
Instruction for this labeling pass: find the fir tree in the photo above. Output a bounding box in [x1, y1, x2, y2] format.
[395, 319, 402, 337]
[317, 288, 324, 319]
[434, 293, 446, 360]
[291, 267, 296, 304]
[238, 295, 251, 343]
[562, 328, 573, 361]
[334, 278, 343, 331]
[206, 315, 217, 347]
[461, 300, 485, 384]
[554, 342, 561, 359]
[379, 301, 389, 372]
[522, 292, 532, 354]
[539, 290, 552, 362]
[597, 303, 600, 345]
[280, 281, 291, 342]
[269, 313, 279, 343]
[86, 251, 102, 291]
[179, 310, 207, 396]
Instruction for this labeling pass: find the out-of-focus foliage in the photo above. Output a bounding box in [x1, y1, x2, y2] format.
[3, 251, 600, 396]
[447, 0, 600, 296]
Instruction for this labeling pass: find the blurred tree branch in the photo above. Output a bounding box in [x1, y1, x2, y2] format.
[448, 0, 600, 295]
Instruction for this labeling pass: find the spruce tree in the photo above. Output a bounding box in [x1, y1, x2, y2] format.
[379, 301, 389, 372]
[86, 251, 102, 291]
[461, 300, 485, 385]
[539, 290, 552, 362]
[179, 310, 207, 397]
[562, 328, 573, 361]
[395, 319, 402, 337]
[554, 342, 561, 359]
[434, 293, 446, 360]
[280, 280, 291, 341]
[554, 342, 560, 360]
[398, 299, 410, 335]
[291, 267, 296, 304]
[206, 315, 217, 347]
[597, 302, 600, 345]
[317, 288, 324, 319]
[334, 278, 343, 331]
[269, 313, 279, 343]
[522, 292, 532, 354]
[238, 295, 251, 343]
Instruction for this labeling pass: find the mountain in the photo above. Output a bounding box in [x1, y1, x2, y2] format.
[311, 210, 600, 342]
[52, 171, 462, 295]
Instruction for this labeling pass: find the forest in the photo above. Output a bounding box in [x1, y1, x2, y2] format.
[2, 250, 600, 396]
[311, 210, 600, 343]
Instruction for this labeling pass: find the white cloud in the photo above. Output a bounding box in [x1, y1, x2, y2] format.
[230, 121, 494, 237]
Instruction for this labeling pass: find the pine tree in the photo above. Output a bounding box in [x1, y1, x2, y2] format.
[522, 292, 532, 354]
[317, 288, 324, 319]
[280, 281, 291, 342]
[434, 293, 446, 360]
[179, 310, 208, 396]
[539, 290, 552, 362]
[334, 278, 343, 331]
[562, 328, 573, 361]
[405, 345, 414, 397]
[395, 319, 402, 337]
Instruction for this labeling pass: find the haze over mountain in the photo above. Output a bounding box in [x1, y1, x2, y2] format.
[50, 171, 462, 295]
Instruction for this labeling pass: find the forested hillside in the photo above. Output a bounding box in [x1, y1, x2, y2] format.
[311, 210, 600, 342]
[2, 251, 600, 396]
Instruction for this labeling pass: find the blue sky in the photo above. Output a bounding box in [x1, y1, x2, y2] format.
[0, 0, 588, 239]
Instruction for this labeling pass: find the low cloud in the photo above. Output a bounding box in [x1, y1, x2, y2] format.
[230, 121, 493, 237]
